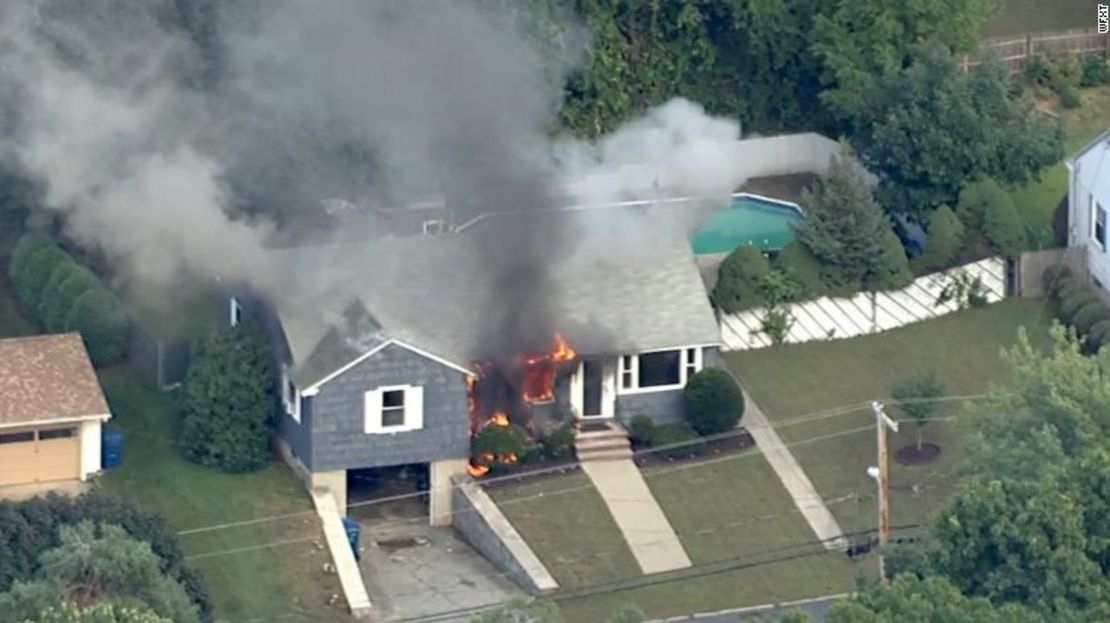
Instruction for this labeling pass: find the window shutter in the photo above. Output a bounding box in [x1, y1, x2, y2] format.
[364, 389, 382, 433]
[406, 386, 424, 431]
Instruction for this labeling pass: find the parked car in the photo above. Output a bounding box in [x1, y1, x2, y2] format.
[892, 212, 927, 258]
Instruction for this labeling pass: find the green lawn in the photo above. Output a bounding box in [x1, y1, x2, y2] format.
[1011, 86, 1110, 249]
[981, 0, 1093, 37]
[97, 367, 350, 622]
[726, 298, 1055, 534]
[491, 462, 863, 622]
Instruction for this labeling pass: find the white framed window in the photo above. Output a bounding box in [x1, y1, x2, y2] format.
[422, 219, 448, 235]
[364, 385, 424, 434]
[229, 297, 243, 327]
[281, 366, 301, 423]
[617, 347, 703, 394]
[1095, 200, 1107, 251]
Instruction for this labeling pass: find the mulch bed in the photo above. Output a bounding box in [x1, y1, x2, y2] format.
[634, 429, 756, 468]
[477, 456, 581, 491]
[895, 442, 942, 466]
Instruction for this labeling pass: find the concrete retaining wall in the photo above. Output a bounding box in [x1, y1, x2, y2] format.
[311, 488, 373, 619]
[451, 475, 558, 595]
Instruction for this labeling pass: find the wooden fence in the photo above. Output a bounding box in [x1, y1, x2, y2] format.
[963, 28, 1110, 74]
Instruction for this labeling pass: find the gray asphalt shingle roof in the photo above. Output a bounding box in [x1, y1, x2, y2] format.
[273, 210, 721, 388]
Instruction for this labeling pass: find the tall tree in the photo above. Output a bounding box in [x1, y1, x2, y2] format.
[180, 322, 278, 473]
[847, 45, 1063, 216]
[795, 152, 909, 291]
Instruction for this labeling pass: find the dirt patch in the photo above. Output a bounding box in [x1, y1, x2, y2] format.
[896, 442, 942, 466]
[634, 429, 756, 468]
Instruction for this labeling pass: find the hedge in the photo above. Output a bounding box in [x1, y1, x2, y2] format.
[1041, 265, 1072, 294]
[1060, 291, 1101, 323]
[1087, 320, 1110, 350]
[7, 233, 128, 366]
[1073, 302, 1110, 334]
[712, 245, 771, 313]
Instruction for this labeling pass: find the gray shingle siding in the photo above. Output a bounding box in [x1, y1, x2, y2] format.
[279, 396, 314, 469]
[308, 343, 470, 472]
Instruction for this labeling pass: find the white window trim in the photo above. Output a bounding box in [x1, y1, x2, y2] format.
[364, 384, 424, 434]
[229, 297, 243, 327]
[281, 366, 301, 423]
[617, 347, 704, 395]
[1094, 199, 1107, 252]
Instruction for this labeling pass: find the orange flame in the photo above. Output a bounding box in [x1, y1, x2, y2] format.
[489, 412, 510, 427]
[552, 332, 576, 362]
[467, 463, 490, 477]
[521, 333, 577, 404]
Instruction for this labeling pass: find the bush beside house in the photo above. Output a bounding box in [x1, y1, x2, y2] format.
[179, 323, 278, 473]
[683, 368, 745, 436]
[7, 233, 128, 366]
[1044, 266, 1110, 352]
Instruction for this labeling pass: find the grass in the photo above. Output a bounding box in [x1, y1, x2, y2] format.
[981, 0, 1094, 37]
[725, 298, 1055, 534]
[1010, 86, 1110, 248]
[488, 473, 641, 589]
[97, 367, 350, 623]
[490, 463, 863, 622]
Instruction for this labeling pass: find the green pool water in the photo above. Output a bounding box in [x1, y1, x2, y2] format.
[691, 194, 803, 255]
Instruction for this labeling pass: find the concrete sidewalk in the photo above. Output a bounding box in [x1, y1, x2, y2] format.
[581, 459, 692, 574]
[742, 391, 847, 550]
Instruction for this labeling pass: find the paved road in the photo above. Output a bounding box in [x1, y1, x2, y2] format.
[651, 594, 845, 623]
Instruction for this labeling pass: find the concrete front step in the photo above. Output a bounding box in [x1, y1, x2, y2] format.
[576, 447, 634, 462]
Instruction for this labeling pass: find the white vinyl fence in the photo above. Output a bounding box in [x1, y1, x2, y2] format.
[720, 257, 1007, 351]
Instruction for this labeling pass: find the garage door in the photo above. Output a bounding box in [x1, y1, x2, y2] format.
[0, 426, 80, 487]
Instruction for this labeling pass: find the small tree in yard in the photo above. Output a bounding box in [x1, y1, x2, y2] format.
[683, 368, 744, 436]
[180, 323, 277, 473]
[890, 371, 946, 450]
[919, 205, 965, 271]
[796, 153, 909, 292]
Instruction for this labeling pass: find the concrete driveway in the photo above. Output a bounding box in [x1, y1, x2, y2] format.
[357, 518, 520, 622]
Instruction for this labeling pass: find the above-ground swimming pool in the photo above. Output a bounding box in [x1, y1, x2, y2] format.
[690, 193, 804, 255]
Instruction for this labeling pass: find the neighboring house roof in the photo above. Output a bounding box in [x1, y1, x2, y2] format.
[0, 333, 110, 426]
[271, 209, 721, 389]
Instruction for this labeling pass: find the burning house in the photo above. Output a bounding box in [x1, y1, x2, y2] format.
[228, 208, 721, 525]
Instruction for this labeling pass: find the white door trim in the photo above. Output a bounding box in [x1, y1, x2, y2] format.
[575, 358, 615, 420]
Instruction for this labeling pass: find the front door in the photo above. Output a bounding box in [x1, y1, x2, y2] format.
[572, 359, 614, 419]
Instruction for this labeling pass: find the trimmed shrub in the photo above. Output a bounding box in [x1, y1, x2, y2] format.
[774, 241, 827, 296]
[1073, 302, 1110, 334]
[64, 286, 128, 366]
[1087, 320, 1110, 350]
[1060, 291, 1101, 324]
[539, 424, 574, 460]
[627, 415, 655, 447]
[683, 368, 744, 436]
[41, 264, 98, 332]
[1042, 264, 1073, 294]
[649, 423, 706, 460]
[1056, 278, 1087, 302]
[1060, 87, 1082, 109]
[919, 206, 965, 271]
[1081, 54, 1110, 86]
[712, 245, 770, 313]
[14, 245, 71, 311]
[981, 191, 1026, 258]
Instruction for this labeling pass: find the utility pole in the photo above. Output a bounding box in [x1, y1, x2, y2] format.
[867, 400, 899, 584]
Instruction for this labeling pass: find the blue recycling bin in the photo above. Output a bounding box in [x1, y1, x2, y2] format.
[340, 517, 361, 561]
[101, 430, 124, 469]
